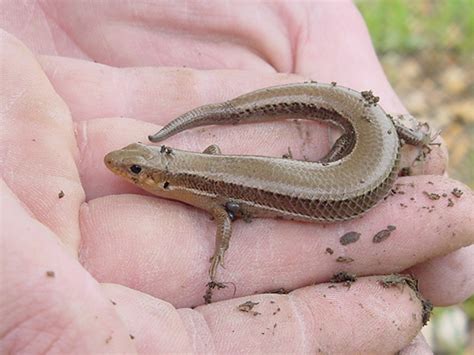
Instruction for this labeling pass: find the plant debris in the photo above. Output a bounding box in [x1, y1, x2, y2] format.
[336, 256, 354, 263]
[204, 281, 227, 304]
[238, 301, 261, 316]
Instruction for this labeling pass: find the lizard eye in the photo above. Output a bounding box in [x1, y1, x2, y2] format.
[129, 165, 142, 174]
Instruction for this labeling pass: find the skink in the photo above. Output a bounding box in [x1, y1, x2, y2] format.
[104, 82, 432, 283]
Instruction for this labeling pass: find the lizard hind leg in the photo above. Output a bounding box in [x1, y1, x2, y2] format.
[209, 205, 232, 282]
[392, 114, 434, 147]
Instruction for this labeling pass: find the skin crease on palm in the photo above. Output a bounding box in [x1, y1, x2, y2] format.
[1, 0, 473, 353]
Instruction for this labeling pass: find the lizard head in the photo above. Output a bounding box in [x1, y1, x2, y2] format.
[104, 142, 175, 194]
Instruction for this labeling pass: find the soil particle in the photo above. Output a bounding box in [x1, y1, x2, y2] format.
[330, 272, 357, 288]
[379, 274, 432, 325]
[423, 191, 441, 200]
[268, 288, 289, 294]
[339, 231, 361, 245]
[451, 187, 463, 198]
[373, 225, 396, 243]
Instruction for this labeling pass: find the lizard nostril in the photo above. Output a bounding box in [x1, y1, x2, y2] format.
[104, 155, 114, 167]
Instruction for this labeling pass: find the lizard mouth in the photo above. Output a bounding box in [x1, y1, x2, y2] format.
[104, 152, 119, 172]
[103, 152, 130, 179]
[104, 152, 147, 186]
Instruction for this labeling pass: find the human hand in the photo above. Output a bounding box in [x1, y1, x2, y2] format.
[1, 1, 473, 353]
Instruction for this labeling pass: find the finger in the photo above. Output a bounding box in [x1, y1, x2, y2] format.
[7, 0, 400, 97]
[0, 30, 83, 251]
[101, 283, 193, 352]
[38, 55, 300, 124]
[407, 245, 474, 306]
[7, 1, 293, 70]
[399, 333, 432, 355]
[1, 180, 134, 353]
[101, 276, 427, 354]
[80, 168, 473, 307]
[194, 276, 428, 353]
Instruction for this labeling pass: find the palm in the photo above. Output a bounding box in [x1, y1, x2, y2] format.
[2, 1, 473, 353]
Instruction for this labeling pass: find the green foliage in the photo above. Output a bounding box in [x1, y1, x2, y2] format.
[464, 295, 474, 319]
[356, 0, 474, 55]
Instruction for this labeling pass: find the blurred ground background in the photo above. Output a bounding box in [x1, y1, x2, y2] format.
[356, 0, 473, 353]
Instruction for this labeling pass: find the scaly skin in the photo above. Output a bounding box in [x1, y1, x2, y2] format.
[104, 82, 431, 283]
